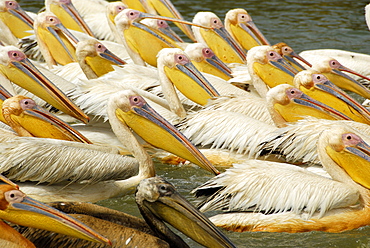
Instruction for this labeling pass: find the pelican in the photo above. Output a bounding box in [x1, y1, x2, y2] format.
[34, 11, 79, 67]
[1, 90, 218, 202]
[309, 57, 370, 99]
[294, 69, 370, 125]
[224, 8, 270, 51]
[0, 174, 110, 247]
[184, 43, 234, 81]
[192, 11, 246, 64]
[45, 0, 95, 37]
[193, 125, 370, 233]
[156, 47, 219, 118]
[272, 42, 312, 71]
[266, 84, 352, 127]
[1, 94, 91, 143]
[114, 9, 208, 67]
[14, 177, 236, 247]
[145, 0, 197, 42]
[0, 0, 34, 45]
[247, 45, 298, 97]
[0, 45, 89, 123]
[75, 39, 127, 79]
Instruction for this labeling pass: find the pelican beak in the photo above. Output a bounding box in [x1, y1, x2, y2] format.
[0, 50, 89, 123]
[97, 47, 127, 66]
[156, 20, 184, 42]
[204, 55, 233, 79]
[46, 22, 79, 59]
[311, 77, 370, 123]
[85, 46, 127, 77]
[0, 1, 34, 38]
[136, 177, 235, 248]
[207, 26, 246, 63]
[253, 51, 297, 88]
[116, 95, 219, 175]
[146, 0, 196, 42]
[0, 175, 110, 244]
[326, 68, 370, 99]
[49, 0, 94, 36]
[283, 52, 311, 71]
[274, 86, 351, 122]
[3, 95, 91, 143]
[326, 132, 370, 189]
[164, 57, 219, 106]
[233, 21, 270, 50]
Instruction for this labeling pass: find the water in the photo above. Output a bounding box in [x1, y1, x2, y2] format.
[15, 0, 370, 247]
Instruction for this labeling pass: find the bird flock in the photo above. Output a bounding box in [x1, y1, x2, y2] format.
[0, 0, 370, 247]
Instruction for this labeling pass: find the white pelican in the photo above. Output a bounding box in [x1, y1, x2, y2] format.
[1, 94, 91, 143]
[1, 90, 218, 202]
[34, 11, 79, 67]
[45, 0, 95, 37]
[272, 42, 312, 71]
[145, 0, 197, 42]
[247, 45, 298, 97]
[0, 174, 110, 246]
[75, 38, 127, 79]
[266, 84, 352, 127]
[224, 8, 270, 51]
[309, 57, 370, 99]
[0, 0, 34, 45]
[192, 11, 246, 64]
[114, 9, 208, 67]
[0, 45, 89, 123]
[184, 43, 234, 81]
[16, 177, 236, 248]
[293, 69, 370, 125]
[193, 125, 370, 233]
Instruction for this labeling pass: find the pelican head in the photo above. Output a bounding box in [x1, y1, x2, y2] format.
[45, 0, 94, 36]
[0, 174, 110, 245]
[136, 177, 236, 248]
[224, 8, 270, 50]
[272, 42, 312, 70]
[158, 48, 219, 110]
[0, 0, 34, 38]
[76, 39, 126, 79]
[144, 0, 196, 42]
[184, 43, 233, 80]
[109, 90, 219, 175]
[2, 95, 91, 142]
[0, 45, 89, 123]
[34, 11, 79, 67]
[319, 126, 370, 190]
[294, 69, 370, 124]
[247, 45, 298, 90]
[192, 11, 246, 64]
[266, 84, 351, 127]
[114, 8, 178, 66]
[140, 18, 184, 43]
[311, 57, 370, 99]
[106, 1, 126, 25]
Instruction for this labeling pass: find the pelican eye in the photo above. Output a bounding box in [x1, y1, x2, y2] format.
[157, 20, 167, 28]
[175, 54, 189, 65]
[6, 1, 18, 9]
[158, 184, 173, 196]
[342, 132, 364, 147]
[5, 190, 24, 204]
[20, 98, 36, 110]
[129, 95, 145, 107]
[329, 59, 340, 69]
